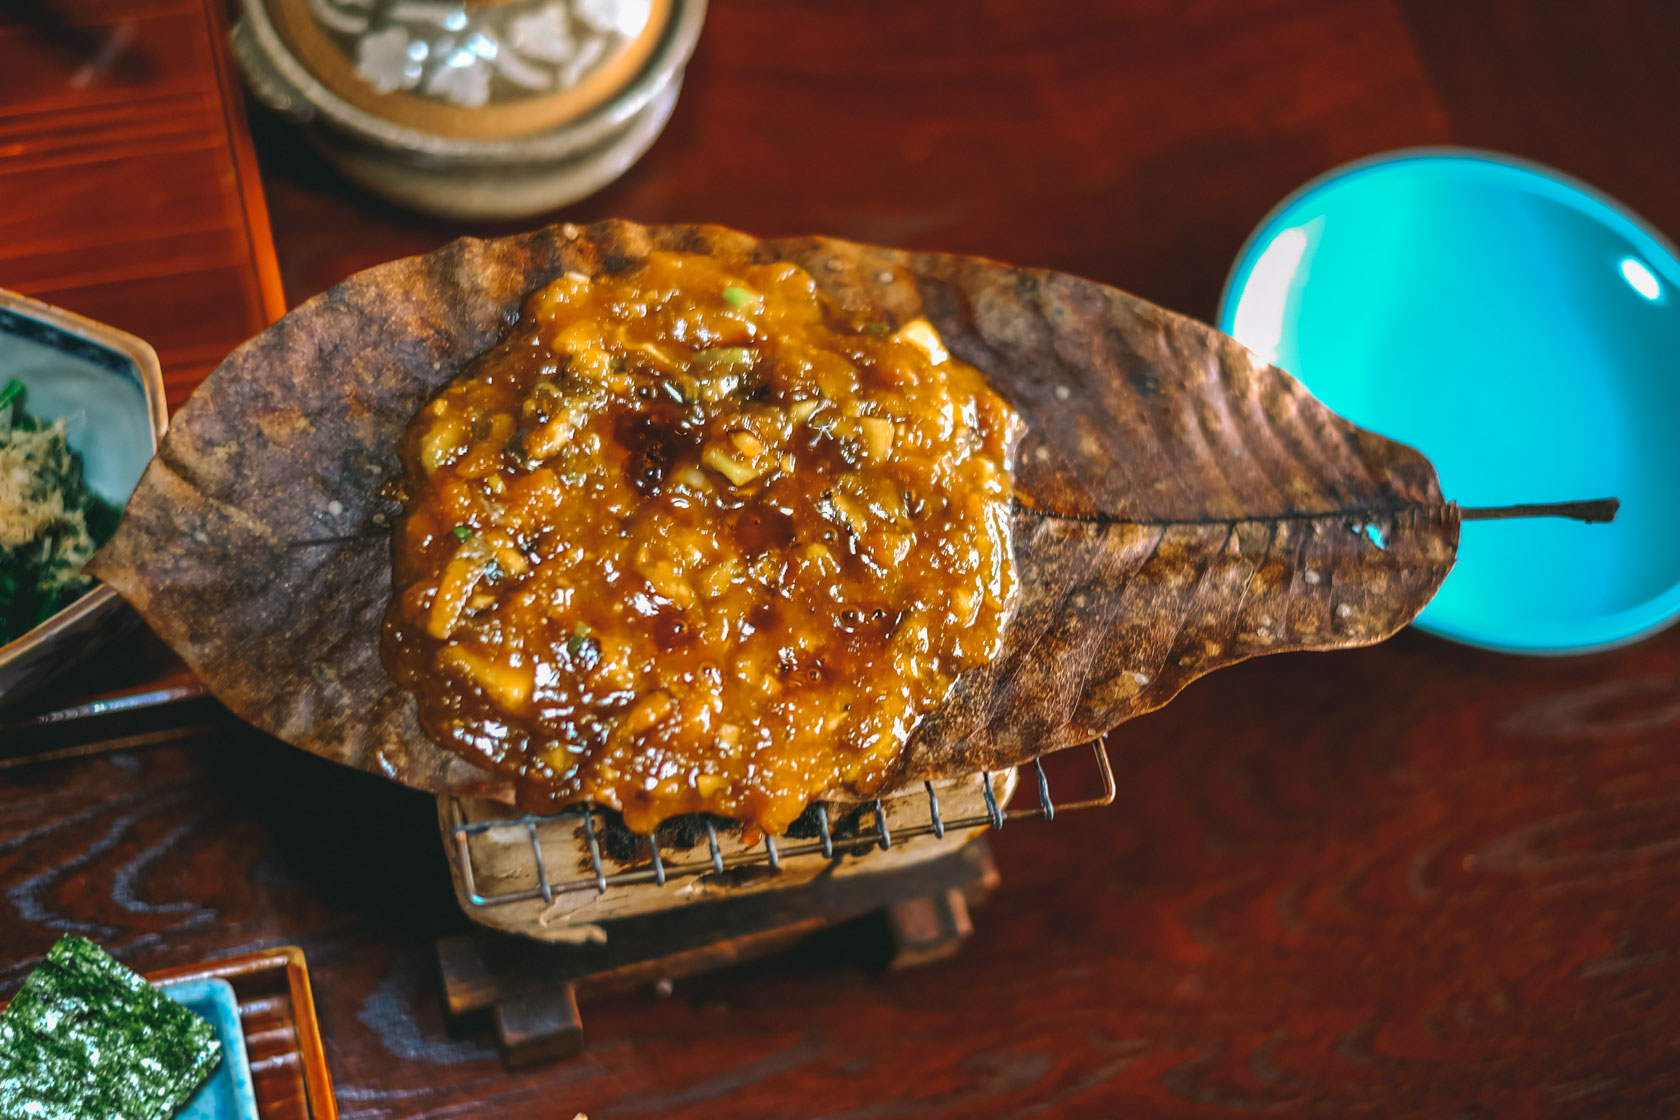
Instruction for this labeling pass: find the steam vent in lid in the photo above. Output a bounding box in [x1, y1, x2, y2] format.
[232, 0, 707, 217]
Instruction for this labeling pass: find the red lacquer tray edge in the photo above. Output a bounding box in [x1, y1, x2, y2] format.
[3, 945, 338, 1120]
[150, 946, 338, 1120]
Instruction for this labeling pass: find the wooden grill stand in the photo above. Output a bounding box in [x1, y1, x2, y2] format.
[436, 744, 1114, 1065]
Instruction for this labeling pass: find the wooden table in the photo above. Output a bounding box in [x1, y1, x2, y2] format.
[7, 1, 1680, 1115]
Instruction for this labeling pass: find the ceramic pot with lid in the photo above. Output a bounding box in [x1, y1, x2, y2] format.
[232, 0, 705, 219]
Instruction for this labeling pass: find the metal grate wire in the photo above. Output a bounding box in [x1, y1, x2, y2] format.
[449, 740, 1116, 908]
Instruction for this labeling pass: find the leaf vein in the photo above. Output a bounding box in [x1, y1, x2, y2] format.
[1013, 500, 1448, 529]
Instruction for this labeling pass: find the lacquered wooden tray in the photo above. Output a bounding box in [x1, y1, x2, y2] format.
[151, 948, 337, 1120]
[0, 946, 335, 1119]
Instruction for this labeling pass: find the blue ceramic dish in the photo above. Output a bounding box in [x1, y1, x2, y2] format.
[1219, 149, 1680, 654]
[161, 978, 261, 1120]
[0, 288, 165, 703]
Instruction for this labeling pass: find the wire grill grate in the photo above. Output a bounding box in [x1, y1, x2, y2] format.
[449, 740, 1116, 908]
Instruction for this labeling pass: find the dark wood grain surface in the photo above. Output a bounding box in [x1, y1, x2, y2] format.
[6, 0, 1680, 1116]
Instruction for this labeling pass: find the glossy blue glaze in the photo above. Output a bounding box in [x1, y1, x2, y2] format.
[1219, 150, 1680, 654]
[162, 979, 261, 1120]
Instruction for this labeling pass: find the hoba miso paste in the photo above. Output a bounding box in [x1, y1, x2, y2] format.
[384, 252, 1021, 832]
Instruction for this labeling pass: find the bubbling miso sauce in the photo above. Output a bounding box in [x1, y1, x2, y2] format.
[383, 252, 1021, 833]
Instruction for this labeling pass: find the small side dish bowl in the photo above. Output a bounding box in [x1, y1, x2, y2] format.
[0, 289, 166, 704]
[1220, 149, 1680, 655]
[231, 0, 708, 220]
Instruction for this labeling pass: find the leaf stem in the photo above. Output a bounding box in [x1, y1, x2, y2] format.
[1460, 498, 1620, 524]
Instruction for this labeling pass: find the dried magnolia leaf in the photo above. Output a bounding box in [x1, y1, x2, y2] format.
[88, 221, 1459, 811]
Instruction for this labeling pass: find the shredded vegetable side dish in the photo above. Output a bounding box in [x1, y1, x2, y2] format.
[0, 380, 120, 644]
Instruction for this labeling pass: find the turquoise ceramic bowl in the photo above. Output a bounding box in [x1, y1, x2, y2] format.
[1219, 149, 1680, 654]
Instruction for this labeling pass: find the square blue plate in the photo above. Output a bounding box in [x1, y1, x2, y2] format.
[160, 978, 261, 1120]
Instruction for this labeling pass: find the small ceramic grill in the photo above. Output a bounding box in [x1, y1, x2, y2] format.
[434, 743, 1116, 1064]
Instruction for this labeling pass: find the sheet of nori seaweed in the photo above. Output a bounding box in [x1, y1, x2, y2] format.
[0, 935, 221, 1120]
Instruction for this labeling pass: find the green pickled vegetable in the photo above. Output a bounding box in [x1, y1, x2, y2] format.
[567, 624, 590, 655]
[0, 935, 221, 1120]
